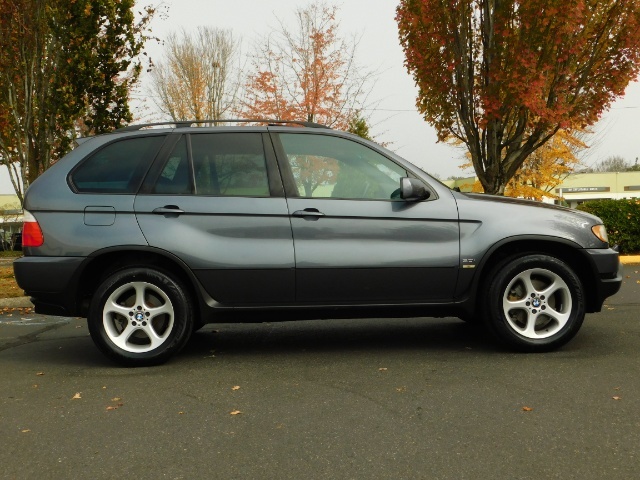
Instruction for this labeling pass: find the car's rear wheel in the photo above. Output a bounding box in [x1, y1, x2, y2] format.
[484, 254, 585, 352]
[88, 268, 193, 366]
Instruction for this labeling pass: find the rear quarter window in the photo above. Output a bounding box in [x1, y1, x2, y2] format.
[70, 136, 165, 193]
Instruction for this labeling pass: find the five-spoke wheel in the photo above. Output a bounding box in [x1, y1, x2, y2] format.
[484, 254, 585, 351]
[88, 268, 193, 366]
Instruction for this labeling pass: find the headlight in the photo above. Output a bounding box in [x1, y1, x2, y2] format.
[591, 224, 609, 244]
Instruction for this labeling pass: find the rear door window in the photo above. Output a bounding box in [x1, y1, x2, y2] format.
[150, 133, 271, 197]
[191, 133, 270, 196]
[153, 136, 192, 194]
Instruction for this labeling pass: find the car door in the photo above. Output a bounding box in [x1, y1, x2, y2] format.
[134, 130, 295, 305]
[273, 131, 460, 304]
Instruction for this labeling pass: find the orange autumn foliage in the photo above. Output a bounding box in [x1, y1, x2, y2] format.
[460, 129, 585, 200]
[397, 0, 640, 195]
[241, 3, 366, 129]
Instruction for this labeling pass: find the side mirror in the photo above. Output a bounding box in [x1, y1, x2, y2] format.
[400, 177, 430, 202]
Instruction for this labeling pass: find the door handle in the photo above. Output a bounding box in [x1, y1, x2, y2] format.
[292, 208, 325, 217]
[152, 205, 185, 215]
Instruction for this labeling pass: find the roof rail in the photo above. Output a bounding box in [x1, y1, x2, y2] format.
[115, 119, 330, 132]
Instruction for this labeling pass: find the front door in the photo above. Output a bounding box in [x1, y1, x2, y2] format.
[274, 132, 460, 305]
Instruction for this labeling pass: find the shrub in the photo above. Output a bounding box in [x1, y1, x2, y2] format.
[577, 199, 640, 254]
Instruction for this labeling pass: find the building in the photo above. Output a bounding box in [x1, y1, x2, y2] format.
[444, 171, 640, 208]
[0, 194, 22, 250]
[552, 171, 640, 208]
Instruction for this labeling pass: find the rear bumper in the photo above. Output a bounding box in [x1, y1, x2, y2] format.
[583, 248, 623, 312]
[13, 256, 85, 316]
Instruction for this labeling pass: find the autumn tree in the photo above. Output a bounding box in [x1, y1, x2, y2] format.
[507, 129, 584, 200]
[150, 27, 242, 122]
[460, 129, 585, 199]
[241, 2, 369, 129]
[397, 0, 640, 195]
[0, 0, 155, 205]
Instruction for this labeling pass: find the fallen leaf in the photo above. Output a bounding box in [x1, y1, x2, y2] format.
[522, 406, 534, 412]
[21, 429, 31, 433]
[612, 396, 622, 401]
[230, 410, 242, 415]
[36, 372, 44, 376]
[178, 411, 185, 415]
[231, 386, 240, 391]
[72, 392, 82, 400]
[396, 387, 407, 393]
[378, 368, 388, 372]
[111, 397, 121, 402]
[106, 406, 118, 411]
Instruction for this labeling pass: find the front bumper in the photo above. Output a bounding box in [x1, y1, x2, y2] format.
[583, 248, 623, 312]
[13, 256, 85, 316]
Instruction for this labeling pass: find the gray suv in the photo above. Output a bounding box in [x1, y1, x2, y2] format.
[14, 120, 622, 366]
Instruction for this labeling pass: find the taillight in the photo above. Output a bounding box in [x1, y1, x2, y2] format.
[22, 210, 44, 247]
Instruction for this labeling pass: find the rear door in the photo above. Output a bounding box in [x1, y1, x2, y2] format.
[134, 130, 295, 305]
[273, 131, 460, 304]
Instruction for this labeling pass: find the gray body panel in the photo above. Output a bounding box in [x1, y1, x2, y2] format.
[29, 195, 146, 257]
[14, 125, 621, 320]
[134, 195, 295, 305]
[455, 192, 603, 266]
[287, 196, 459, 303]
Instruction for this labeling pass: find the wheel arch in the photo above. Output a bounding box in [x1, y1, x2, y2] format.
[75, 246, 208, 319]
[469, 237, 600, 314]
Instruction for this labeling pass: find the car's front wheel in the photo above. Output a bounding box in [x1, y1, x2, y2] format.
[88, 268, 193, 366]
[484, 254, 585, 352]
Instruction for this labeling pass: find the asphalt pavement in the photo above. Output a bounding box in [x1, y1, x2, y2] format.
[1, 265, 639, 479]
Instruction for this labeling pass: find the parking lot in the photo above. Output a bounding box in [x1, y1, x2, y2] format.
[1, 265, 639, 479]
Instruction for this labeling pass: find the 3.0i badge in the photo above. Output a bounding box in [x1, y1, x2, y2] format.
[462, 258, 476, 269]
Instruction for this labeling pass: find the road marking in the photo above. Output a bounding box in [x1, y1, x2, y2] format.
[0, 317, 72, 326]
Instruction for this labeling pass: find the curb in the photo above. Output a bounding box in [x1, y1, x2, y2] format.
[620, 255, 640, 265]
[0, 296, 33, 308]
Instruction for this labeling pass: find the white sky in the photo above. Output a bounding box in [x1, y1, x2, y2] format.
[2, 0, 639, 193]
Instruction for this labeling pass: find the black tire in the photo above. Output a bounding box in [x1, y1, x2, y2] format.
[88, 268, 193, 366]
[483, 254, 585, 352]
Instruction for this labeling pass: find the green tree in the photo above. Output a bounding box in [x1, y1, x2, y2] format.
[397, 0, 640, 195]
[347, 114, 373, 141]
[0, 0, 156, 205]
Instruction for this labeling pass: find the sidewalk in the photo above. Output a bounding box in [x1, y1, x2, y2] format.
[2, 255, 638, 310]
